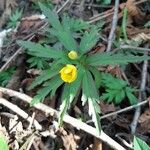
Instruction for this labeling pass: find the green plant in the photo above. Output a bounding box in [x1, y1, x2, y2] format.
[100, 73, 137, 105]
[96, 0, 112, 5]
[144, 21, 150, 28]
[0, 134, 9, 150]
[31, 0, 53, 11]
[17, 3, 150, 134]
[120, 7, 128, 42]
[7, 9, 22, 28]
[134, 136, 150, 150]
[0, 67, 15, 87]
[27, 56, 49, 69]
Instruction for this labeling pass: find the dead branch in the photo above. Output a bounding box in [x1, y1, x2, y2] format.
[0, 87, 126, 150]
[0, 97, 42, 130]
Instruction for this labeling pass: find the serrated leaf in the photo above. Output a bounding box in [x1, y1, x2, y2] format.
[0, 135, 9, 150]
[59, 84, 70, 126]
[89, 67, 102, 89]
[31, 75, 63, 105]
[57, 31, 77, 51]
[17, 40, 62, 59]
[28, 67, 60, 90]
[69, 67, 84, 103]
[81, 70, 101, 134]
[43, 75, 63, 97]
[48, 27, 77, 51]
[87, 52, 150, 66]
[38, 2, 62, 31]
[79, 27, 99, 53]
[115, 90, 125, 104]
[50, 77, 64, 97]
[81, 71, 90, 105]
[31, 85, 52, 105]
[88, 98, 101, 134]
[126, 88, 137, 105]
[68, 17, 89, 32]
[134, 136, 150, 150]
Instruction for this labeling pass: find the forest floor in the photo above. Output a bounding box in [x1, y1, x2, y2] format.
[0, 0, 150, 150]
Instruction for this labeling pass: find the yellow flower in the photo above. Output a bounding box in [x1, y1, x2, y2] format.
[60, 64, 77, 83]
[68, 51, 78, 60]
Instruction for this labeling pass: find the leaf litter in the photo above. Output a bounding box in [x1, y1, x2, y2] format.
[0, 0, 150, 149]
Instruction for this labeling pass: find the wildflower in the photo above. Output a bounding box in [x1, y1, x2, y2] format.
[68, 51, 78, 60]
[60, 64, 77, 83]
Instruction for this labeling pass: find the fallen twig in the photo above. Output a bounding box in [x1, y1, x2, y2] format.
[0, 87, 126, 150]
[101, 99, 148, 119]
[106, 0, 119, 52]
[57, 0, 71, 13]
[114, 45, 150, 53]
[0, 97, 42, 130]
[131, 49, 149, 133]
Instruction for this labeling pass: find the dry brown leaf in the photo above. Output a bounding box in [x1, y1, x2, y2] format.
[126, 0, 139, 17]
[100, 102, 116, 115]
[58, 128, 78, 150]
[93, 138, 102, 150]
[138, 108, 150, 134]
[133, 33, 150, 42]
[106, 65, 122, 78]
[139, 109, 150, 124]
[126, 0, 146, 25]
[17, 15, 45, 35]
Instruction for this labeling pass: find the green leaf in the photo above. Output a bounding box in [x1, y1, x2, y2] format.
[44, 75, 63, 97]
[126, 87, 137, 105]
[48, 27, 77, 51]
[81, 70, 101, 134]
[0, 134, 9, 150]
[89, 67, 102, 89]
[31, 75, 63, 105]
[7, 9, 22, 28]
[69, 67, 84, 103]
[27, 56, 48, 69]
[0, 67, 15, 87]
[88, 98, 101, 134]
[79, 27, 99, 53]
[121, 7, 128, 41]
[59, 84, 70, 126]
[17, 40, 62, 59]
[144, 21, 150, 28]
[38, 2, 62, 31]
[63, 15, 90, 32]
[97, 0, 111, 5]
[87, 52, 150, 66]
[28, 67, 60, 90]
[31, 85, 52, 105]
[101, 73, 136, 104]
[57, 30, 77, 51]
[115, 90, 126, 104]
[134, 136, 150, 150]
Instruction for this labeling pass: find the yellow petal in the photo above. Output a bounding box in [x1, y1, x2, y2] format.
[60, 64, 77, 83]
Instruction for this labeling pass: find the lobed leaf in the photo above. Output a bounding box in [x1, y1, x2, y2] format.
[79, 27, 99, 54]
[39, 2, 62, 31]
[63, 15, 89, 32]
[59, 84, 70, 126]
[81, 70, 101, 134]
[134, 136, 150, 150]
[28, 68, 60, 90]
[89, 67, 102, 89]
[0, 134, 9, 150]
[17, 40, 63, 59]
[31, 75, 63, 105]
[87, 52, 150, 66]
